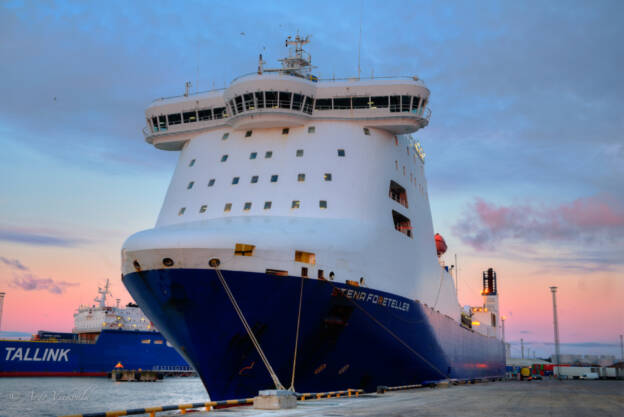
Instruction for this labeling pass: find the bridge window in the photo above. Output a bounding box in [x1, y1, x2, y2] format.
[265, 151, 273, 159]
[324, 173, 332, 181]
[264, 201, 272, 209]
[298, 173, 305, 182]
[390, 96, 400, 112]
[234, 243, 255, 256]
[296, 149, 304, 157]
[208, 179, 215, 187]
[232, 177, 239, 185]
[291, 200, 300, 209]
[337, 149, 346, 157]
[243, 93, 254, 110]
[199, 205, 207, 213]
[151, 116, 158, 131]
[292, 93, 303, 111]
[303, 96, 314, 114]
[235, 96, 244, 113]
[224, 203, 232, 212]
[389, 180, 408, 208]
[401, 96, 411, 112]
[243, 202, 252, 211]
[308, 126, 315, 133]
[319, 200, 327, 209]
[198, 109, 212, 121]
[183, 111, 197, 123]
[279, 91, 292, 109]
[168, 113, 181, 125]
[412, 96, 421, 110]
[222, 132, 229, 140]
[213, 107, 226, 119]
[352, 96, 369, 109]
[295, 250, 315, 264]
[187, 181, 194, 189]
[392, 210, 412, 238]
[315, 98, 332, 110]
[245, 130, 253, 138]
[255, 91, 265, 108]
[250, 152, 257, 159]
[333, 97, 350, 109]
[271, 175, 279, 183]
[229, 99, 236, 115]
[251, 175, 259, 184]
[265, 91, 277, 108]
[370, 96, 388, 108]
[158, 115, 167, 130]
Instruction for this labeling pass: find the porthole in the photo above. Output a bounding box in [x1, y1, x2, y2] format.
[245, 130, 253, 138]
[222, 132, 229, 140]
[162, 258, 174, 267]
[337, 149, 346, 157]
[282, 128, 290, 135]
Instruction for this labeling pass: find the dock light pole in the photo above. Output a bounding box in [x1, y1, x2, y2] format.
[550, 287, 561, 380]
[620, 335, 623, 361]
[521, 338, 524, 360]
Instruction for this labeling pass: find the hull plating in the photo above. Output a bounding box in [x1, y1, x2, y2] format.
[122, 269, 505, 400]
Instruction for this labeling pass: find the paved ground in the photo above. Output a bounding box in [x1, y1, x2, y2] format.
[168, 380, 623, 417]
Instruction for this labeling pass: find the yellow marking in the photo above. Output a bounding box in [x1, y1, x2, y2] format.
[179, 404, 193, 409]
[226, 399, 238, 404]
[144, 407, 162, 412]
[106, 411, 127, 416]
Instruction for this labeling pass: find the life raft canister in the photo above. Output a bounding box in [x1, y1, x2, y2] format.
[434, 233, 447, 257]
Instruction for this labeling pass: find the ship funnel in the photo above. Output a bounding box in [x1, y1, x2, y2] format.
[482, 268, 497, 295]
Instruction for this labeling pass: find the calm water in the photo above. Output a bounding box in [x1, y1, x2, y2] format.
[0, 377, 208, 417]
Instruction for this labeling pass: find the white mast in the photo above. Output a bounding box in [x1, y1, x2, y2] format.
[94, 279, 112, 308]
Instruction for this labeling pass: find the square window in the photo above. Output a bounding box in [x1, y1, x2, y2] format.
[265, 151, 273, 159]
[324, 173, 332, 181]
[221, 154, 228, 162]
[308, 126, 315, 133]
[187, 181, 194, 189]
[319, 200, 327, 209]
[296, 149, 304, 157]
[178, 207, 186, 216]
[363, 127, 370, 135]
[243, 202, 252, 211]
[245, 130, 253, 137]
[295, 250, 315, 264]
[222, 132, 229, 140]
[208, 178, 215, 187]
[337, 149, 346, 157]
[270, 175, 279, 183]
[250, 152, 257, 159]
[318, 269, 324, 279]
[224, 203, 232, 212]
[189, 159, 196, 167]
[232, 177, 239, 185]
[234, 243, 255, 256]
[298, 173, 305, 182]
[301, 267, 308, 277]
[251, 175, 259, 184]
[264, 201, 272, 209]
[199, 205, 207, 213]
[282, 128, 290, 135]
[291, 200, 300, 209]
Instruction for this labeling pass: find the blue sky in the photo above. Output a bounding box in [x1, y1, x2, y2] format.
[0, 0, 622, 357]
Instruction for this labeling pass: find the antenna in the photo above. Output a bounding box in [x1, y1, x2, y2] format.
[357, 0, 363, 79]
[184, 81, 192, 97]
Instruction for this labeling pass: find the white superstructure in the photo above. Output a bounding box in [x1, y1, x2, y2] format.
[123, 35, 462, 321]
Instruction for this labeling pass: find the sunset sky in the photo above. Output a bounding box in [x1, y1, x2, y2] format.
[0, 0, 622, 359]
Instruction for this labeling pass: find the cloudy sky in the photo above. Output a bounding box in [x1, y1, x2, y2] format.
[0, 0, 622, 358]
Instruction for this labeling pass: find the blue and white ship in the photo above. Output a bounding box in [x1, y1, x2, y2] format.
[121, 35, 505, 400]
[0, 280, 189, 376]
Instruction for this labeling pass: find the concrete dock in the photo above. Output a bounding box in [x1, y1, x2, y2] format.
[160, 380, 622, 417]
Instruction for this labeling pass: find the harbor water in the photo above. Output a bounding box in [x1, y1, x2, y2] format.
[0, 377, 207, 417]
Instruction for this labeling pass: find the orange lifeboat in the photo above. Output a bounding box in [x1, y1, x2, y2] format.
[434, 233, 447, 257]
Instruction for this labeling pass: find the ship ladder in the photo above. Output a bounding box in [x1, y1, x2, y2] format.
[213, 266, 286, 390]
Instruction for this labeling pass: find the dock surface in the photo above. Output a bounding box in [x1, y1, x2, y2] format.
[161, 380, 622, 417]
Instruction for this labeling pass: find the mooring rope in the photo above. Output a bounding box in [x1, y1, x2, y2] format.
[288, 274, 305, 391]
[214, 267, 285, 390]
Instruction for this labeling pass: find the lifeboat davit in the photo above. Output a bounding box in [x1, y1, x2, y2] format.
[434, 233, 447, 257]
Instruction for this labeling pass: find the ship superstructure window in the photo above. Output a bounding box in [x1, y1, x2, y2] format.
[301, 267, 308, 277]
[222, 132, 229, 140]
[251, 175, 259, 183]
[337, 149, 346, 157]
[295, 251, 316, 264]
[183, 111, 197, 123]
[234, 243, 255, 256]
[296, 149, 304, 157]
[303, 96, 314, 114]
[235, 96, 244, 113]
[187, 181, 195, 189]
[363, 127, 370, 135]
[370, 96, 389, 108]
[390, 96, 400, 112]
[324, 173, 332, 181]
[282, 128, 290, 135]
[265, 91, 277, 108]
[264, 201, 272, 210]
[189, 159, 196, 167]
[291, 200, 300, 209]
[333, 97, 350, 109]
[199, 205, 207, 213]
[265, 151, 273, 159]
[255, 91, 265, 108]
[232, 177, 240, 185]
[250, 152, 257, 159]
[319, 200, 327, 209]
[401, 95, 411, 112]
[198, 109, 212, 121]
[208, 178, 215, 187]
[224, 203, 232, 212]
[221, 154, 228, 162]
[389, 180, 408, 208]
[178, 207, 186, 216]
[298, 173, 306, 182]
[292, 93, 303, 111]
[244, 93, 254, 110]
[158, 115, 167, 130]
[279, 91, 292, 109]
[412, 97, 421, 110]
[213, 107, 226, 119]
[270, 175, 279, 183]
[245, 130, 253, 138]
[392, 210, 412, 238]
[315, 98, 332, 110]
[168, 113, 181, 125]
[352, 96, 369, 109]
[308, 126, 315, 133]
[243, 202, 252, 211]
[151, 116, 158, 131]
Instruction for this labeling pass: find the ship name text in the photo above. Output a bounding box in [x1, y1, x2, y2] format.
[4, 347, 70, 362]
[332, 288, 410, 312]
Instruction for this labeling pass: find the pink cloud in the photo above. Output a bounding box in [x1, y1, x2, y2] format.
[453, 194, 624, 250]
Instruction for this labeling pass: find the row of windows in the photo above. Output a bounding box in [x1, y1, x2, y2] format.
[314, 95, 425, 113]
[178, 200, 328, 215]
[229, 91, 314, 116]
[194, 173, 333, 188]
[219, 149, 345, 163]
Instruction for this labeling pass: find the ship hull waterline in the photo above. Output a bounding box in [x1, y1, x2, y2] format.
[122, 268, 505, 400]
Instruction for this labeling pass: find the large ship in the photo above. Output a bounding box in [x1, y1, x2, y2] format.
[0, 280, 190, 376]
[121, 35, 505, 400]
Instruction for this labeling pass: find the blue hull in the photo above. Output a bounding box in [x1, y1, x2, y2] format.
[0, 329, 189, 376]
[122, 269, 505, 400]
